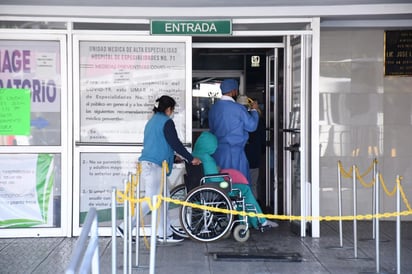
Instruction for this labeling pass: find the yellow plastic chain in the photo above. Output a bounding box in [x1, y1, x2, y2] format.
[338, 159, 377, 180]
[117, 159, 412, 245]
[379, 173, 397, 197]
[338, 161, 353, 178]
[356, 167, 375, 188]
[339, 160, 412, 218]
[118, 187, 412, 224]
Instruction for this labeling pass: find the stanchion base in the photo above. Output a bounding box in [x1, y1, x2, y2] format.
[338, 256, 373, 261]
[326, 245, 352, 250]
[359, 238, 390, 243]
[359, 271, 390, 274]
[132, 265, 149, 270]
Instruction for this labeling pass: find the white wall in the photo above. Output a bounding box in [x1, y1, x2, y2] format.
[319, 29, 412, 221]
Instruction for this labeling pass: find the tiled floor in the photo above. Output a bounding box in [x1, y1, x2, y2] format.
[0, 221, 411, 274]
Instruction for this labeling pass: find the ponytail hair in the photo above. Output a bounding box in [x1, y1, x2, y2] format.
[153, 95, 176, 113]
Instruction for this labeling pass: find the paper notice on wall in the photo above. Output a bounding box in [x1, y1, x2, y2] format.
[78, 41, 187, 143]
[0, 88, 31, 136]
[79, 152, 186, 224]
[79, 153, 138, 223]
[0, 154, 54, 228]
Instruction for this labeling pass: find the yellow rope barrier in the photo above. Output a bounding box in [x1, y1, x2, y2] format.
[337, 160, 412, 220]
[338, 161, 353, 178]
[359, 158, 377, 178]
[118, 194, 412, 223]
[356, 167, 375, 188]
[397, 176, 412, 211]
[114, 159, 411, 244]
[379, 173, 397, 197]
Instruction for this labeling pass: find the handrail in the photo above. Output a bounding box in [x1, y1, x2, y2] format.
[66, 207, 100, 274]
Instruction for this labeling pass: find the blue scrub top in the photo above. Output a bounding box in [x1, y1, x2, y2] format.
[208, 98, 258, 182]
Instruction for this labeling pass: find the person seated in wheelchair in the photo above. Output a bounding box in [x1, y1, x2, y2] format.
[192, 131, 278, 230]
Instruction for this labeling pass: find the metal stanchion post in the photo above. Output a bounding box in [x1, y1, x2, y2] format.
[372, 159, 377, 240]
[127, 173, 132, 274]
[150, 195, 159, 274]
[91, 212, 100, 273]
[396, 175, 401, 274]
[134, 173, 140, 267]
[131, 164, 148, 270]
[123, 179, 128, 274]
[338, 162, 343, 248]
[375, 170, 380, 273]
[162, 161, 167, 242]
[352, 165, 358, 259]
[111, 187, 117, 274]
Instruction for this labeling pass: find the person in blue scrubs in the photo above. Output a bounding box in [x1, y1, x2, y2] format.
[208, 79, 259, 183]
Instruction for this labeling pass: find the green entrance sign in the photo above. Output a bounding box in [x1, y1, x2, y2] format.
[0, 88, 31, 135]
[151, 20, 232, 35]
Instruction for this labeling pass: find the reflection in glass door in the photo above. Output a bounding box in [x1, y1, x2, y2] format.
[0, 35, 68, 237]
[284, 35, 311, 237]
[265, 49, 283, 215]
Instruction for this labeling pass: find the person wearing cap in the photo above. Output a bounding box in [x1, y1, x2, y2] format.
[208, 79, 259, 184]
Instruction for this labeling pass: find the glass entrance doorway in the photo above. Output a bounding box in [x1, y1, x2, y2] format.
[191, 34, 313, 236]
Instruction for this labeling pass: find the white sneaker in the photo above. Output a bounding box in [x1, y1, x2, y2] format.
[259, 220, 279, 232]
[264, 220, 279, 228]
[157, 233, 184, 243]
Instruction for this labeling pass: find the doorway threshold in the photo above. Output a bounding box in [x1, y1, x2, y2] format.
[211, 252, 302, 262]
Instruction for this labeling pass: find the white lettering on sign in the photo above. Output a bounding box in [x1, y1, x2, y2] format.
[164, 22, 217, 33]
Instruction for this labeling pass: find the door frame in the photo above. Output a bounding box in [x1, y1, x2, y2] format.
[0, 33, 70, 237]
[71, 34, 193, 236]
[193, 17, 320, 237]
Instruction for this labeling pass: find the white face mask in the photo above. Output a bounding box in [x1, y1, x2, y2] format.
[169, 112, 174, 119]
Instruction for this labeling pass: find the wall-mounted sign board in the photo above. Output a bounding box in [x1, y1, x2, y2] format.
[151, 20, 232, 35]
[385, 30, 412, 76]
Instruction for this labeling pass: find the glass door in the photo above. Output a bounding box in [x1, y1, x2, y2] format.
[72, 34, 192, 236]
[0, 34, 69, 237]
[283, 35, 312, 237]
[265, 48, 283, 214]
[191, 70, 244, 142]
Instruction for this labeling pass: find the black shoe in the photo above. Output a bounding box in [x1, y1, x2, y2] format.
[157, 233, 184, 243]
[117, 226, 136, 243]
[117, 226, 124, 238]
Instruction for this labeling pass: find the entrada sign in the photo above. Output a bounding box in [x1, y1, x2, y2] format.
[151, 20, 232, 35]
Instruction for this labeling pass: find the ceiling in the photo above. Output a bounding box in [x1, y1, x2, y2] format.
[0, 0, 411, 7]
[0, 0, 411, 29]
[0, 0, 411, 21]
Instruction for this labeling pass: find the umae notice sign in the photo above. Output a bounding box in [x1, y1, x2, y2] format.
[385, 30, 412, 76]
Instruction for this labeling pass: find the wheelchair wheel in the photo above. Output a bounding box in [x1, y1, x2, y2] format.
[233, 224, 250, 242]
[169, 184, 188, 238]
[180, 185, 233, 242]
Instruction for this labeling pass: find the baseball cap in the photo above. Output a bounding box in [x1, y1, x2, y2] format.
[220, 79, 238, 94]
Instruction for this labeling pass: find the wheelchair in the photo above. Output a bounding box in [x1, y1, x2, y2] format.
[169, 163, 257, 243]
